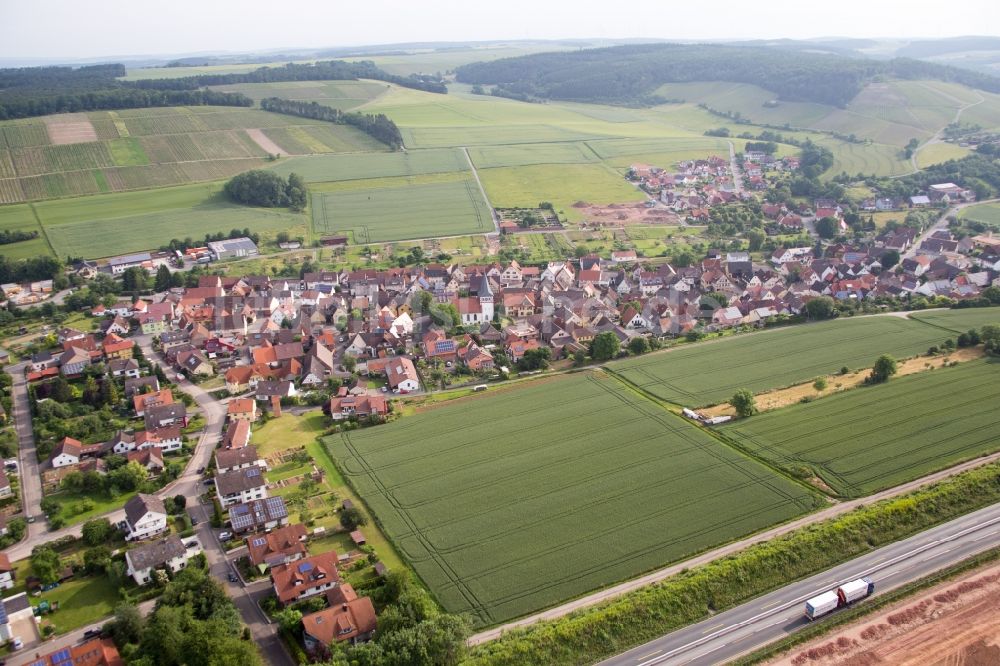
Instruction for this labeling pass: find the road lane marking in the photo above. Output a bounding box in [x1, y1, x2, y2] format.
[759, 600, 782, 610]
[637, 650, 661, 660]
[701, 622, 725, 634]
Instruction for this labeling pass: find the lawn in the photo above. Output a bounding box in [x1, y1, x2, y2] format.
[250, 412, 327, 457]
[610, 313, 972, 407]
[311, 173, 493, 243]
[34, 181, 309, 259]
[719, 359, 1000, 497]
[325, 372, 818, 626]
[3, 559, 120, 635]
[49, 489, 137, 527]
[478, 163, 645, 222]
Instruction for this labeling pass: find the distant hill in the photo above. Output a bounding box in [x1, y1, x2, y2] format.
[455, 43, 1000, 107]
[897, 36, 1000, 59]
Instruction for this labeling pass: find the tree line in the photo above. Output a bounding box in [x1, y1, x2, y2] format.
[130, 59, 447, 95]
[454, 43, 1000, 107]
[260, 97, 403, 149]
[0, 229, 39, 245]
[0, 254, 63, 284]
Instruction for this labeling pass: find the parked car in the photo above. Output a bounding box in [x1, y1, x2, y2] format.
[197, 466, 206, 474]
[227, 572, 238, 583]
[11, 637, 22, 650]
[202, 478, 214, 486]
[218, 531, 232, 541]
[82, 628, 103, 640]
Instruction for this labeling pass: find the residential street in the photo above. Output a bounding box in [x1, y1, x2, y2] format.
[4, 336, 291, 665]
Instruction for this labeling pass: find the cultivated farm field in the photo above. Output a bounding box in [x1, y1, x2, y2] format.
[478, 163, 645, 221]
[610, 314, 972, 407]
[0, 204, 51, 259]
[209, 79, 390, 109]
[0, 107, 385, 203]
[32, 182, 308, 259]
[268, 147, 470, 183]
[326, 372, 818, 626]
[720, 359, 1000, 497]
[310, 172, 493, 243]
[909, 307, 1000, 333]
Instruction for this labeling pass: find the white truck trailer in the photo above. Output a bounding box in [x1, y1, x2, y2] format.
[804, 577, 874, 620]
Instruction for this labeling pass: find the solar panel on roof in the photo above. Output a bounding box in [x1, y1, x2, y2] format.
[252, 537, 266, 547]
[298, 562, 313, 573]
[246, 467, 260, 477]
[52, 648, 73, 665]
[437, 341, 456, 352]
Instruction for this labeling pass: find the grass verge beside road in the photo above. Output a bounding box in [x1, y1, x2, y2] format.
[463, 460, 1000, 666]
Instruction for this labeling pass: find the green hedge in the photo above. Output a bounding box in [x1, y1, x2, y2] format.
[464, 462, 1000, 666]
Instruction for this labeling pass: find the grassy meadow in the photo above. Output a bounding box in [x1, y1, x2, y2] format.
[610, 313, 974, 407]
[720, 359, 1000, 497]
[326, 372, 818, 626]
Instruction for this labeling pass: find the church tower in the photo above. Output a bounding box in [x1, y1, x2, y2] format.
[478, 274, 494, 321]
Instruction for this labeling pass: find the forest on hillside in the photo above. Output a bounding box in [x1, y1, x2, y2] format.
[0, 64, 251, 119]
[0, 58, 445, 120]
[455, 44, 1000, 107]
[130, 60, 448, 95]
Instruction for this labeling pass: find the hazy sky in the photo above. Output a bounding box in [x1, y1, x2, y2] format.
[3, 0, 1000, 61]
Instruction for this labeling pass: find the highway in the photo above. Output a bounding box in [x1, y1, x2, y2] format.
[599, 501, 1000, 666]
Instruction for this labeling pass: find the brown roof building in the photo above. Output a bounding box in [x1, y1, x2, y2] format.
[302, 583, 377, 647]
[271, 550, 342, 605]
[246, 523, 308, 569]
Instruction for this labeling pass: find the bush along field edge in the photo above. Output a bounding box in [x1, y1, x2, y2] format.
[461, 460, 1000, 666]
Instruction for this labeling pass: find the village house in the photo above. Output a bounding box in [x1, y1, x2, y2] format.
[301, 584, 378, 648]
[384, 357, 420, 392]
[0, 553, 15, 589]
[229, 497, 290, 535]
[49, 436, 82, 468]
[122, 493, 168, 541]
[127, 448, 165, 474]
[215, 445, 264, 474]
[227, 398, 258, 422]
[221, 419, 252, 449]
[216, 466, 268, 508]
[246, 523, 309, 571]
[328, 393, 388, 421]
[126, 535, 203, 585]
[271, 550, 343, 606]
[144, 403, 186, 431]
